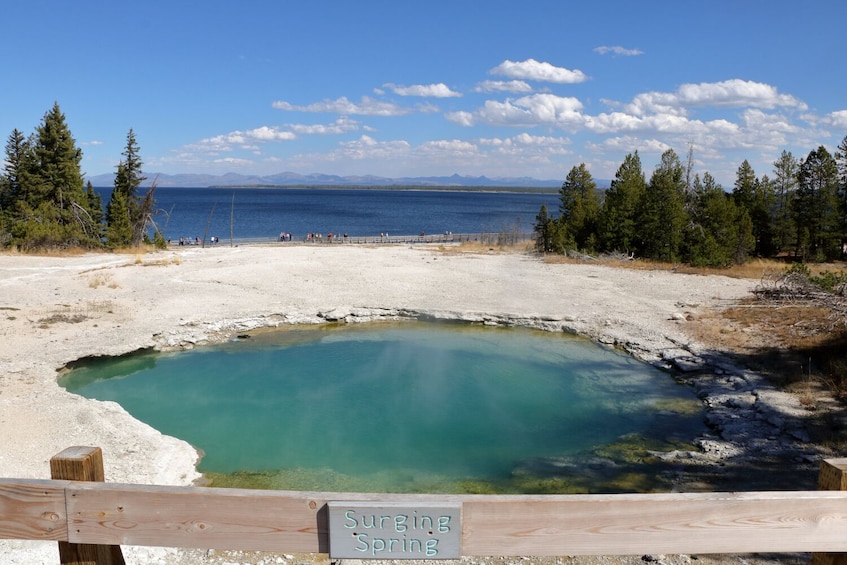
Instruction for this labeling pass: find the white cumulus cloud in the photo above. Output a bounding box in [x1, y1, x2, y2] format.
[474, 80, 534, 94]
[420, 139, 478, 155]
[490, 58, 588, 84]
[678, 79, 806, 109]
[450, 93, 584, 129]
[211, 157, 254, 167]
[383, 83, 462, 98]
[245, 126, 296, 142]
[584, 111, 741, 138]
[593, 46, 644, 56]
[445, 110, 476, 127]
[742, 109, 799, 134]
[825, 109, 847, 129]
[479, 133, 571, 156]
[626, 79, 807, 116]
[586, 136, 671, 154]
[337, 135, 412, 160]
[272, 96, 410, 116]
[289, 117, 360, 135]
[192, 127, 296, 153]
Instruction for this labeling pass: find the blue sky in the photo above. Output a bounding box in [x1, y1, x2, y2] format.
[2, 1, 846, 186]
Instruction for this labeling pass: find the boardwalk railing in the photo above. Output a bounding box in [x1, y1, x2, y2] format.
[3, 447, 847, 564]
[175, 232, 536, 247]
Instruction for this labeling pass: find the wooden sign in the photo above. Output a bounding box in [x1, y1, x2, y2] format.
[328, 501, 462, 559]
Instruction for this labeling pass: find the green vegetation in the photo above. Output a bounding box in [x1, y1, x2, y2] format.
[0, 104, 161, 251]
[203, 432, 692, 495]
[781, 262, 847, 294]
[536, 140, 847, 266]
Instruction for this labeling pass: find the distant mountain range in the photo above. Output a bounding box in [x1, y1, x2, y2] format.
[86, 171, 572, 190]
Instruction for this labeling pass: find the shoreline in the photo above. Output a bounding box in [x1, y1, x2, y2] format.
[202, 184, 559, 194]
[0, 245, 829, 563]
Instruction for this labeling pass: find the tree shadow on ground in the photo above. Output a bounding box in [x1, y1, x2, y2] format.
[521, 330, 847, 495]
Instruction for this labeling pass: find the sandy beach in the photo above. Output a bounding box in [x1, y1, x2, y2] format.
[0, 244, 823, 564]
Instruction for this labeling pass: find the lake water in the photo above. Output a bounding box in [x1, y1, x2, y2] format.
[60, 323, 705, 493]
[95, 186, 557, 242]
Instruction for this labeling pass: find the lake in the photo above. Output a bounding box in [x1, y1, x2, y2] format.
[95, 186, 558, 242]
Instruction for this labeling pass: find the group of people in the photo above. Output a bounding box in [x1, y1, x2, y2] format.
[303, 232, 349, 242]
[169, 230, 457, 246]
[171, 236, 219, 246]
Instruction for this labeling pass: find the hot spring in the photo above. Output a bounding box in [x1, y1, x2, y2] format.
[60, 322, 705, 493]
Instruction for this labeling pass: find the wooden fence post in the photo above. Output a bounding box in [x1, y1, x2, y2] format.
[50, 447, 125, 565]
[812, 458, 847, 565]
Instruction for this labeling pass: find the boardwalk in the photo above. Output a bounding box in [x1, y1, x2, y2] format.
[175, 231, 536, 247]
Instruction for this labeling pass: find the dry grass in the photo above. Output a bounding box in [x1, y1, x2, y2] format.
[0, 246, 90, 258]
[535, 251, 847, 419]
[685, 293, 847, 455]
[88, 273, 119, 289]
[541, 253, 846, 281]
[36, 300, 116, 329]
[37, 312, 89, 327]
[689, 297, 847, 399]
[689, 302, 835, 355]
[134, 253, 182, 266]
[108, 243, 158, 254]
[438, 240, 535, 255]
[1, 243, 166, 258]
[539, 254, 748, 277]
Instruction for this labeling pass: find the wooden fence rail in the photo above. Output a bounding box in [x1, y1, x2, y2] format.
[3, 448, 847, 563]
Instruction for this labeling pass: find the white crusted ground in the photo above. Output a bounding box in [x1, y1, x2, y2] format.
[0, 245, 815, 564]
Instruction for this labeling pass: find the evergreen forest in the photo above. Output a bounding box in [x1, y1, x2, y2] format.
[535, 142, 847, 267]
[0, 103, 164, 251]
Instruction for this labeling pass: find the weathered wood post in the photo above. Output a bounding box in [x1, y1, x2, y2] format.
[812, 458, 847, 565]
[50, 447, 125, 565]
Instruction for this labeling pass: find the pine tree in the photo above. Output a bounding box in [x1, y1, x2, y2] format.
[1, 129, 29, 212]
[752, 175, 777, 257]
[836, 135, 847, 255]
[558, 163, 600, 252]
[16, 103, 101, 248]
[85, 181, 103, 225]
[31, 104, 84, 209]
[105, 190, 132, 248]
[685, 172, 754, 267]
[598, 151, 646, 254]
[732, 160, 757, 212]
[772, 150, 799, 255]
[152, 228, 167, 249]
[636, 149, 688, 262]
[107, 129, 148, 246]
[732, 161, 775, 257]
[794, 146, 840, 261]
[533, 204, 554, 253]
[2, 130, 33, 246]
[838, 135, 847, 190]
[85, 181, 104, 241]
